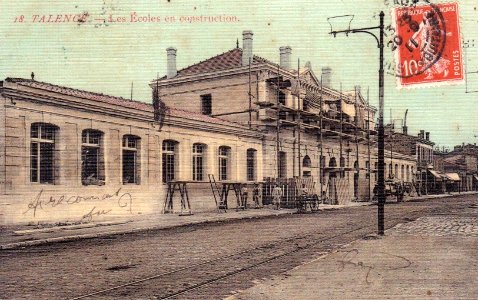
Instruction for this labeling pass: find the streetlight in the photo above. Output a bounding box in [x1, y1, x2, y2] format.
[327, 11, 386, 235]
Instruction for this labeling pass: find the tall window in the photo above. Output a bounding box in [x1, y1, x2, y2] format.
[395, 164, 399, 178]
[302, 155, 311, 177]
[278, 91, 287, 120]
[374, 162, 378, 181]
[218, 146, 231, 181]
[340, 156, 346, 178]
[122, 135, 140, 184]
[353, 161, 359, 198]
[192, 143, 205, 181]
[279, 151, 287, 179]
[247, 149, 257, 181]
[401, 165, 405, 180]
[303, 155, 311, 168]
[278, 91, 286, 105]
[201, 94, 212, 115]
[81, 129, 105, 185]
[30, 123, 57, 184]
[320, 155, 326, 183]
[162, 140, 177, 183]
[406, 165, 410, 182]
[329, 157, 337, 178]
[365, 161, 370, 179]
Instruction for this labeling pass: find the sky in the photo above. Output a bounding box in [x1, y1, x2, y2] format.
[1, 0, 477, 149]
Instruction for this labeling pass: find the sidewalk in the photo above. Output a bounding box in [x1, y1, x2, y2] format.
[0, 208, 297, 250]
[1, 191, 475, 250]
[229, 205, 478, 299]
[0, 203, 371, 250]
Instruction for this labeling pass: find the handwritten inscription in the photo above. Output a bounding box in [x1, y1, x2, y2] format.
[338, 249, 411, 284]
[24, 188, 133, 222]
[80, 206, 112, 223]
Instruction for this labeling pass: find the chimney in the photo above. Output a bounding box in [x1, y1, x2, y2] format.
[403, 126, 408, 135]
[425, 132, 430, 141]
[419, 130, 425, 139]
[166, 47, 177, 79]
[242, 30, 253, 66]
[279, 46, 292, 69]
[321, 67, 332, 88]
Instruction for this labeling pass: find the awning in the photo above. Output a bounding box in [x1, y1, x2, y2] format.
[445, 173, 461, 181]
[473, 174, 478, 181]
[428, 170, 444, 180]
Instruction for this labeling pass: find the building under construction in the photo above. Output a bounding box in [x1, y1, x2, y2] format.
[152, 30, 416, 206]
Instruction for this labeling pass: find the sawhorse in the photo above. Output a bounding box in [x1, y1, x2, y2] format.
[163, 181, 192, 215]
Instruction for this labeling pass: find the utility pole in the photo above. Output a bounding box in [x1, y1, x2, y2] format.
[328, 11, 386, 235]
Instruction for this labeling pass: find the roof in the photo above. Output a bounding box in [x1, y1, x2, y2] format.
[172, 48, 276, 78]
[3, 77, 245, 128]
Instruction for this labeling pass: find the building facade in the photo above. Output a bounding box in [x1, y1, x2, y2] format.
[0, 78, 263, 225]
[434, 143, 478, 192]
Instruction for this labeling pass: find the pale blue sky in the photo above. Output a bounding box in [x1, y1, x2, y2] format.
[1, 0, 477, 148]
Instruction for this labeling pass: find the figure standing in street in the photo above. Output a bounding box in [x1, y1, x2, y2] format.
[241, 185, 248, 208]
[253, 184, 262, 208]
[272, 184, 282, 210]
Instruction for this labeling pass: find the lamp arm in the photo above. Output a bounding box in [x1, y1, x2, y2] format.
[350, 30, 380, 48]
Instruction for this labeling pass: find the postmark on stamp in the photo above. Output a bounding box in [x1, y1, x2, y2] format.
[391, 2, 463, 88]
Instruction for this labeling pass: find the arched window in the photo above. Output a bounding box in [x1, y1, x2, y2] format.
[302, 155, 311, 177]
[218, 146, 231, 181]
[374, 162, 378, 182]
[353, 160, 359, 198]
[278, 151, 287, 179]
[192, 143, 206, 181]
[401, 165, 405, 181]
[329, 157, 337, 178]
[246, 148, 257, 181]
[365, 161, 370, 179]
[329, 157, 337, 167]
[389, 163, 393, 178]
[303, 155, 311, 168]
[162, 140, 178, 183]
[395, 164, 399, 178]
[81, 129, 105, 185]
[30, 123, 58, 184]
[340, 156, 346, 178]
[122, 135, 140, 184]
[406, 165, 410, 182]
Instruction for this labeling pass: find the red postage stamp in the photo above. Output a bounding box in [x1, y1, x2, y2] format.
[392, 2, 463, 88]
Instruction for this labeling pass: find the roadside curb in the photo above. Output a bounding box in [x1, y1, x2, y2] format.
[0, 211, 296, 250]
[405, 191, 478, 203]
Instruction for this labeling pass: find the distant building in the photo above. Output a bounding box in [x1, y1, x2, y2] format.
[384, 127, 436, 194]
[434, 143, 478, 191]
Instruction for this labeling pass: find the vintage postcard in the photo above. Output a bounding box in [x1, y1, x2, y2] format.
[1, 0, 477, 299]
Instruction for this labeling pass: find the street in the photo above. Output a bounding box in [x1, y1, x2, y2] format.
[1, 194, 477, 299]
